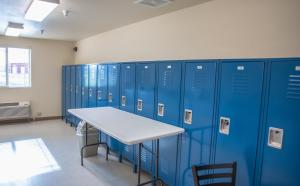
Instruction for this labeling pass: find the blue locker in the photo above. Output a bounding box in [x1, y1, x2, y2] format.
[214, 61, 265, 186]
[65, 66, 71, 122]
[75, 65, 82, 109]
[88, 64, 97, 107]
[73, 65, 82, 126]
[62, 66, 66, 120]
[156, 62, 182, 186]
[178, 61, 217, 186]
[135, 63, 157, 173]
[120, 63, 136, 163]
[81, 65, 89, 108]
[107, 64, 120, 152]
[97, 64, 108, 107]
[70, 66, 76, 124]
[259, 59, 300, 186]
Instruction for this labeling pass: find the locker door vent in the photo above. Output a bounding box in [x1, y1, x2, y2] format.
[100, 69, 105, 80]
[141, 149, 147, 163]
[287, 74, 300, 100]
[163, 69, 172, 87]
[124, 145, 129, 152]
[232, 73, 249, 95]
[193, 70, 208, 90]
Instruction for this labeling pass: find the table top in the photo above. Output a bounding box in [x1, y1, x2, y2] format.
[68, 107, 184, 145]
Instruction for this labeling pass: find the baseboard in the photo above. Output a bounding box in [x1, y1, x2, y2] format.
[0, 116, 62, 125]
[34, 116, 62, 121]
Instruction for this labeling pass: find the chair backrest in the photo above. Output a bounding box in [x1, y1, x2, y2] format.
[192, 162, 237, 186]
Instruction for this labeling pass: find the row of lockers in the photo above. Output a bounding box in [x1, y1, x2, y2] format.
[62, 58, 300, 186]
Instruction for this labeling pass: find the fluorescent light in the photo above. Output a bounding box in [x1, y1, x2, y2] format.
[5, 22, 24, 37]
[25, 0, 59, 22]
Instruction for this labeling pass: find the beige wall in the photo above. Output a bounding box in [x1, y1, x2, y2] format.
[75, 0, 300, 64]
[0, 36, 74, 118]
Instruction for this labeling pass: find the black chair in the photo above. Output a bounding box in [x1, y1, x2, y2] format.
[192, 162, 237, 186]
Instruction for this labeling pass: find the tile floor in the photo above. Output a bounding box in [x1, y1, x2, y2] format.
[0, 120, 149, 186]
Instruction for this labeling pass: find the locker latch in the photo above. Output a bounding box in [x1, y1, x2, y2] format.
[184, 109, 192, 124]
[97, 91, 102, 100]
[268, 127, 283, 149]
[121, 96, 126, 106]
[137, 99, 143, 111]
[219, 117, 230, 135]
[108, 93, 113, 102]
[82, 87, 84, 95]
[158, 103, 164, 117]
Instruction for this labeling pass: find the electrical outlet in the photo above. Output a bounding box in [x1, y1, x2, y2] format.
[36, 112, 42, 117]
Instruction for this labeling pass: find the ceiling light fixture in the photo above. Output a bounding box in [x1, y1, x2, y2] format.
[25, 0, 60, 22]
[5, 22, 24, 37]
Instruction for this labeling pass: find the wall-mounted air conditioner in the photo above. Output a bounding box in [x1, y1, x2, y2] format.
[0, 101, 32, 121]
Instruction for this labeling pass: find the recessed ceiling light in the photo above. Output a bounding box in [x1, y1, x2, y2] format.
[25, 0, 60, 22]
[5, 22, 24, 37]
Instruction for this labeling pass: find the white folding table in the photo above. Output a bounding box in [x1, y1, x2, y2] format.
[68, 107, 184, 186]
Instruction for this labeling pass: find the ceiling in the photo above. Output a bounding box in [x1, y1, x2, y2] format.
[0, 0, 209, 41]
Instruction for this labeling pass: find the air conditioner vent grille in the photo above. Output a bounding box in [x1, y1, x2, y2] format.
[135, 0, 173, 8]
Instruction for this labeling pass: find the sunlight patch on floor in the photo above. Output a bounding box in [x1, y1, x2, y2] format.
[0, 138, 60, 184]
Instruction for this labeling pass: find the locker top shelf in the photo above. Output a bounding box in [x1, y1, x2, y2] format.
[68, 107, 184, 145]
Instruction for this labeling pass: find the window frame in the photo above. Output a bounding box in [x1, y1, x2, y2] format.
[0, 46, 32, 88]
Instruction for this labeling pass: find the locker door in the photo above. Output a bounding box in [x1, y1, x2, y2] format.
[70, 66, 76, 124]
[215, 61, 265, 186]
[260, 60, 300, 186]
[81, 65, 89, 108]
[156, 62, 182, 186]
[120, 63, 136, 163]
[107, 64, 120, 152]
[135, 63, 156, 173]
[107, 64, 120, 108]
[75, 65, 82, 108]
[65, 66, 71, 122]
[88, 64, 97, 107]
[97, 64, 108, 107]
[178, 62, 217, 186]
[62, 66, 66, 119]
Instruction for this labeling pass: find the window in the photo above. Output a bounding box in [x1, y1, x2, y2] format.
[0, 47, 31, 88]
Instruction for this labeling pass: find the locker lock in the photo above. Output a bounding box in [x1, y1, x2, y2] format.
[184, 109, 192, 124]
[219, 117, 230, 135]
[158, 103, 164, 117]
[121, 96, 126, 106]
[268, 127, 283, 149]
[108, 93, 113, 102]
[137, 99, 143, 111]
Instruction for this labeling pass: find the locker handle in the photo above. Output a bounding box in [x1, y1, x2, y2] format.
[158, 103, 164, 117]
[97, 91, 102, 100]
[137, 99, 143, 111]
[121, 96, 126, 106]
[108, 93, 113, 102]
[184, 109, 192, 124]
[219, 117, 230, 135]
[89, 89, 92, 97]
[268, 127, 283, 149]
[82, 88, 84, 95]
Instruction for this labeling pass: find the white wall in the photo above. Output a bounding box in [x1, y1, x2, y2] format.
[0, 36, 74, 118]
[75, 0, 300, 64]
